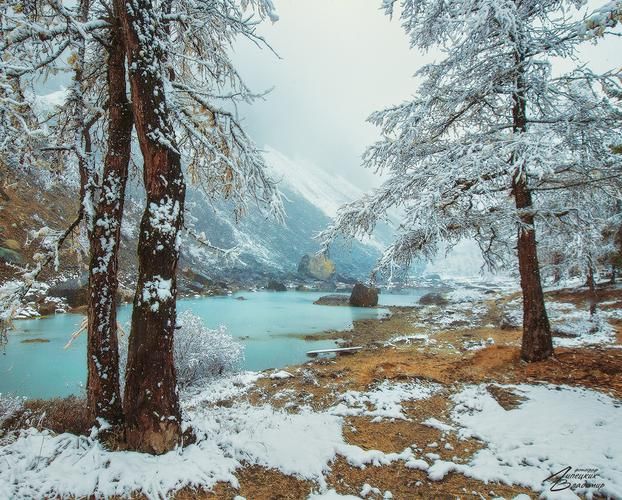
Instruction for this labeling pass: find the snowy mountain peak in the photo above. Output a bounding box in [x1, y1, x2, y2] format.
[263, 146, 363, 218]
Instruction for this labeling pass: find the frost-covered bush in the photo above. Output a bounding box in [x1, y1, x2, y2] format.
[0, 393, 24, 428]
[119, 311, 244, 391]
[173, 311, 244, 388]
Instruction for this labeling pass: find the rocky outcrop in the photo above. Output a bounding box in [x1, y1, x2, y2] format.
[314, 294, 350, 306]
[298, 254, 336, 281]
[48, 275, 89, 308]
[178, 267, 230, 296]
[266, 280, 287, 292]
[349, 283, 379, 307]
[418, 292, 448, 306]
[0, 247, 22, 264]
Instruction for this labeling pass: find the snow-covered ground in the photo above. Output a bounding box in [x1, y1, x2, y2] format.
[501, 297, 617, 348]
[442, 384, 622, 499]
[1, 280, 620, 498]
[388, 280, 620, 351]
[1, 368, 621, 499]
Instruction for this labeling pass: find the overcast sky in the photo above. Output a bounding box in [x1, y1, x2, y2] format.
[233, 0, 425, 190]
[233, 0, 620, 191]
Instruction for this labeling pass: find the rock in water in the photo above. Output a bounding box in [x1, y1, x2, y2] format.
[266, 280, 287, 292]
[314, 294, 350, 306]
[349, 283, 379, 307]
[298, 254, 336, 281]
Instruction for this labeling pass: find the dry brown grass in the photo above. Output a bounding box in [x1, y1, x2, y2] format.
[1, 396, 90, 436]
[174, 466, 314, 500]
[326, 459, 535, 499]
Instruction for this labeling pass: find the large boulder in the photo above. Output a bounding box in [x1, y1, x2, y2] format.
[298, 254, 336, 281]
[48, 275, 89, 308]
[266, 280, 287, 292]
[349, 283, 379, 307]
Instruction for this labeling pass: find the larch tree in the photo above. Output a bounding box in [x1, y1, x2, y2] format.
[321, 0, 622, 362]
[2, 0, 281, 451]
[115, 0, 281, 453]
[115, 0, 189, 453]
[0, 0, 132, 426]
[85, 2, 133, 427]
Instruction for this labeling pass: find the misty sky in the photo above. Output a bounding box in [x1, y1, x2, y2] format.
[234, 0, 620, 191]
[234, 0, 422, 190]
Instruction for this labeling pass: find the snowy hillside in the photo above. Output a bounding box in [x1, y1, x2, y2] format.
[182, 148, 389, 281]
[16, 90, 389, 283]
[264, 146, 363, 218]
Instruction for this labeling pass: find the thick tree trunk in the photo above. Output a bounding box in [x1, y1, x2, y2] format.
[512, 42, 553, 363]
[86, 17, 132, 427]
[513, 180, 553, 362]
[116, 0, 184, 453]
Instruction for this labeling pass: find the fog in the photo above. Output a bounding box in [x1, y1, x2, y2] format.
[234, 0, 620, 191]
[233, 0, 426, 190]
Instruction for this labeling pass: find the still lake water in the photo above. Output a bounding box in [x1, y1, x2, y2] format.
[0, 290, 426, 399]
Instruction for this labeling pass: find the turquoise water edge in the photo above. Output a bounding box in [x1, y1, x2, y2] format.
[0, 290, 426, 399]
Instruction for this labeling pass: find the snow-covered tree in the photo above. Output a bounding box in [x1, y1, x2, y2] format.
[321, 0, 622, 361]
[1, 0, 132, 426]
[115, 0, 281, 453]
[2, 0, 281, 451]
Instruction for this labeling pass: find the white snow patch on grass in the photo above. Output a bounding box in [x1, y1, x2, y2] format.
[330, 380, 440, 421]
[436, 384, 622, 498]
[0, 373, 430, 498]
[270, 370, 294, 379]
[422, 417, 455, 433]
[308, 489, 362, 499]
[502, 299, 617, 348]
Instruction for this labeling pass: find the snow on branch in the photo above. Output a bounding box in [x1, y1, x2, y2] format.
[323, 0, 622, 278]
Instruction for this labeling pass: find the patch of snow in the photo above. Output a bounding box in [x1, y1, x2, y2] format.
[308, 490, 362, 499]
[422, 417, 455, 433]
[385, 333, 434, 346]
[330, 380, 440, 421]
[360, 483, 381, 497]
[437, 384, 622, 498]
[270, 370, 294, 380]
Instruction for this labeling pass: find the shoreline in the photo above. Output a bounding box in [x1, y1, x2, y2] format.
[2, 283, 622, 498]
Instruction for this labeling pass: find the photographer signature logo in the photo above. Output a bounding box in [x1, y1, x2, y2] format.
[544, 466, 604, 492]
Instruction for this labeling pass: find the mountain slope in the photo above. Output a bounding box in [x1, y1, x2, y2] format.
[181, 147, 389, 281]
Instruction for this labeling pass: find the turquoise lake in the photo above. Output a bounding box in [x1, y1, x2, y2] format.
[0, 290, 426, 399]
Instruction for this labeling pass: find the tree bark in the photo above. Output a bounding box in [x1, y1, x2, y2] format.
[511, 41, 553, 363]
[116, 0, 184, 453]
[86, 15, 132, 427]
[586, 262, 597, 316]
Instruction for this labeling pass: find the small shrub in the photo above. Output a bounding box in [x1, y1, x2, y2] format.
[0, 393, 24, 428]
[119, 311, 244, 391]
